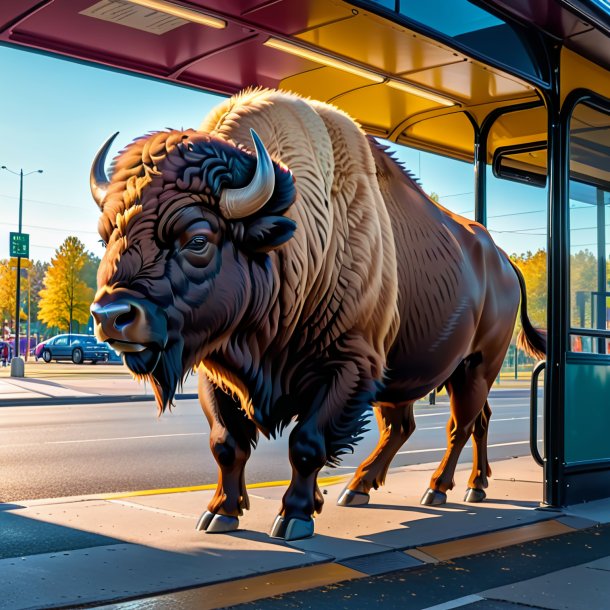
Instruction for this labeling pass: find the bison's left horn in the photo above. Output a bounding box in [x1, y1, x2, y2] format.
[219, 128, 275, 219]
[90, 131, 119, 209]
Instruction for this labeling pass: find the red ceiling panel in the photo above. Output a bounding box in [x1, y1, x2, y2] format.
[0, 1, 44, 33]
[3, 0, 254, 76]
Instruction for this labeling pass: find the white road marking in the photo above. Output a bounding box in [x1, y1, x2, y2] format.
[7, 432, 208, 447]
[397, 439, 536, 455]
[421, 595, 484, 610]
[416, 416, 531, 431]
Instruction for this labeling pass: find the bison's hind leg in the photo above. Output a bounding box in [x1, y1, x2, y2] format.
[464, 400, 492, 502]
[422, 354, 491, 506]
[338, 401, 415, 506]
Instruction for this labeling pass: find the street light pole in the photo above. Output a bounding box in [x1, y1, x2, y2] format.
[15, 169, 23, 359]
[1, 165, 43, 374]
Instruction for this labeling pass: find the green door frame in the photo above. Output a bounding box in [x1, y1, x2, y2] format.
[544, 79, 610, 506]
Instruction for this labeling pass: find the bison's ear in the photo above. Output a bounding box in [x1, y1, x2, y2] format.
[242, 215, 296, 253]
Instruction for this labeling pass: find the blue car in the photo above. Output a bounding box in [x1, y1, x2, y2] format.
[40, 334, 110, 364]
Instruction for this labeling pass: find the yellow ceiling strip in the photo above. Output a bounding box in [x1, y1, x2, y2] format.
[126, 0, 226, 29]
[387, 79, 456, 107]
[264, 37, 384, 83]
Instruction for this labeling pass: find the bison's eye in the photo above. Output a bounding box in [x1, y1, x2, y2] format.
[183, 235, 209, 254]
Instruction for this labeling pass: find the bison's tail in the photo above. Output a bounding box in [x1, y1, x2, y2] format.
[508, 259, 547, 360]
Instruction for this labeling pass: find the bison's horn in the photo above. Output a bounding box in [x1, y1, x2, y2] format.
[90, 131, 119, 209]
[219, 128, 275, 219]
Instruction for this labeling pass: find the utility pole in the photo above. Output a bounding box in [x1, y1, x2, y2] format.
[15, 169, 23, 360]
[1, 165, 43, 376]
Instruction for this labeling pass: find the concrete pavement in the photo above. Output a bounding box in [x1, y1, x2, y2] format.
[2, 453, 610, 610]
[3, 369, 607, 610]
[0, 364, 198, 405]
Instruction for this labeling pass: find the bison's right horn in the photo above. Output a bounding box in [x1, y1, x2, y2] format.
[219, 129, 275, 219]
[90, 131, 119, 210]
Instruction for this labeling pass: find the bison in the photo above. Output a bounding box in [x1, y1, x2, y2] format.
[90, 88, 545, 541]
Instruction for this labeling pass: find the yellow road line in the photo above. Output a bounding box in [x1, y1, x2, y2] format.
[103, 474, 348, 500]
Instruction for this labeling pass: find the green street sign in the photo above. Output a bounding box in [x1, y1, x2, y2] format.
[10, 232, 29, 258]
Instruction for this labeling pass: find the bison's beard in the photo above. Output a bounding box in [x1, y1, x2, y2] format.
[124, 341, 184, 413]
[149, 341, 184, 412]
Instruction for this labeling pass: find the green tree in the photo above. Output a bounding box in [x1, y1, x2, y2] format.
[81, 252, 100, 292]
[569, 249, 597, 327]
[27, 260, 49, 327]
[38, 237, 94, 333]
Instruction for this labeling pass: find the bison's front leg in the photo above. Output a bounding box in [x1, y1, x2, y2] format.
[270, 416, 326, 541]
[196, 374, 257, 533]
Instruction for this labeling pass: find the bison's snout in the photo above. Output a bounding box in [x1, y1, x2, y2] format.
[91, 297, 168, 352]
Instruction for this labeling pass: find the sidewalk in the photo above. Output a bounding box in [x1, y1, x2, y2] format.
[0, 370, 198, 405]
[2, 454, 609, 610]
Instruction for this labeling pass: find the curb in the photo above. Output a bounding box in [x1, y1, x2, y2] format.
[92, 517, 595, 610]
[0, 392, 198, 407]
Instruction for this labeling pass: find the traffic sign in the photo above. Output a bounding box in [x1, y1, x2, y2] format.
[9, 232, 29, 258]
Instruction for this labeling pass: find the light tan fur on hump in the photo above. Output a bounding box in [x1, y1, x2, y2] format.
[200, 88, 398, 378]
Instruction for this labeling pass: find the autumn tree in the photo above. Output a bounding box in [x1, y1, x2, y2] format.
[38, 237, 94, 333]
[0, 259, 27, 330]
[511, 249, 547, 333]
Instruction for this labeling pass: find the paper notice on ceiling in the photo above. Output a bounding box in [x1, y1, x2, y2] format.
[80, 0, 187, 35]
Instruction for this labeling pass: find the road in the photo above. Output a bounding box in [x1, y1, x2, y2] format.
[0, 388, 541, 503]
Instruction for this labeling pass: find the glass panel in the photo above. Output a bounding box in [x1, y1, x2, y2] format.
[394, 0, 541, 78]
[569, 103, 610, 354]
[589, 1, 610, 17]
[397, 1, 502, 37]
[381, 139, 475, 220]
[487, 146, 548, 387]
[570, 333, 610, 354]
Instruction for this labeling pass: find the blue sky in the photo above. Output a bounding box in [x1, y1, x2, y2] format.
[0, 44, 549, 263]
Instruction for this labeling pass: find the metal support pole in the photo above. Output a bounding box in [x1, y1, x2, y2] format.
[543, 45, 568, 507]
[597, 188, 606, 354]
[474, 124, 487, 226]
[26, 271, 31, 362]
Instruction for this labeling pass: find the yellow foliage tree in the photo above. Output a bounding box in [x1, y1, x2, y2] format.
[511, 249, 547, 331]
[38, 237, 94, 333]
[0, 259, 26, 329]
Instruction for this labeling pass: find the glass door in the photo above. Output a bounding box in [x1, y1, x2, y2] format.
[561, 97, 610, 500]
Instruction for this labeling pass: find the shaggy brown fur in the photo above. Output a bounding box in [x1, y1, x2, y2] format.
[92, 88, 545, 537]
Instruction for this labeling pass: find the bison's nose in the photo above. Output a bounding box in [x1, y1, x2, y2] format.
[91, 298, 167, 349]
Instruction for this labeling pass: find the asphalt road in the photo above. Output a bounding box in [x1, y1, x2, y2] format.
[0, 389, 540, 502]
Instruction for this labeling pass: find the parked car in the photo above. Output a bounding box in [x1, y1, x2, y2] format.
[32, 340, 47, 361]
[39, 334, 110, 364]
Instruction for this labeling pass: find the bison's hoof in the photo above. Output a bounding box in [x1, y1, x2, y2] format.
[420, 488, 447, 506]
[196, 511, 239, 533]
[337, 487, 370, 507]
[464, 488, 486, 503]
[269, 515, 314, 540]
